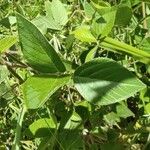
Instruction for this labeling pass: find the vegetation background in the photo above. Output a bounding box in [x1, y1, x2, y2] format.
[0, 0, 150, 150]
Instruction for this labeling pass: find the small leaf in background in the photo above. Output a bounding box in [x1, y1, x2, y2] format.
[116, 103, 134, 118]
[75, 100, 91, 121]
[32, 16, 57, 34]
[27, 118, 56, 138]
[0, 66, 14, 102]
[91, 8, 116, 37]
[138, 37, 150, 54]
[83, 0, 95, 19]
[65, 34, 75, 53]
[22, 75, 70, 109]
[120, 0, 132, 7]
[17, 13, 66, 73]
[0, 36, 17, 53]
[9, 16, 17, 25]
[72, 26, 96, 43]
[58, 111, 83, 150]
[90, 0, 111, 15]
[58, 129, 83, 150]
[115, 5, 132, 26]
[100, 142, 124, 150]
[85, 46, 98, 62]
[0, 17, 11, 28]
[0, 16, 17, 28]
[33, 0, 68, 33]
[91, 0, 111, 9]
[0, 66, 9, 84]
[63, 111, 82, 130]
[141, 87, 150, 103]
[104, 112, 120, 126]
[73, 58, 146, 106]
[49, 0, 68, 26]
[145, 103, 150, 114]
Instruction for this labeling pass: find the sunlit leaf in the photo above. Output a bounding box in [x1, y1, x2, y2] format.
[116, 103, 134, 118]
[74, 58, 146, 105]
[27, 118, 56, 137]
[22, 75, 70, 109]
[33, 0, 68, 33]
[0, 36, 17, 53]
[17, 13, 66, 73]
[72, 26, 96, 43]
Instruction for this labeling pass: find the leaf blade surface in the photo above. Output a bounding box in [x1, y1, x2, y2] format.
[73, 58, 145, 105]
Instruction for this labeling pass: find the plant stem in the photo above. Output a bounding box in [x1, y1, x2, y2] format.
[11, 107, 26, 150]
[100, 37, 150, 64]
[142, 2, 147, 29]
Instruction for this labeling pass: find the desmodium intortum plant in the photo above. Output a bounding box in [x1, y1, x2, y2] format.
[9, 12, 148, 149]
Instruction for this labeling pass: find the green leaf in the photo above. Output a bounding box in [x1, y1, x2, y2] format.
[85, 46, 98, 62]
[0, 65, 9, 84]
[116, 103, 134, 118]
[101, 142, 124, 150]
[91, 7, 116, 37]
[58, 129, 83, 150]
[0, 66, 13, 100]
[104, 112, 120, 126]
[84, 1, 116, 38]
[33, 0, 68, 33]
[32, 16, 58, 33]
[49, 0, 68, 26]
[91, 0, 111, 10]
[65, 34, 75, 53]
[57, 110, 83, 149]
[120, 0, 132, 7]
[145, 103, 150, 114]
[27, 118, 56, 137]
[63, 111, 82, 130]
[138, 37, 150, 53]
[58, 111, 83, 150]
[72, 26, 97, 43]
[73, 58, 146, 106]
[0, 36, 17, 53]
[90, 0, 112, 15]
[17, 13, 66, 73]
[22, 75, 70, 109]
[75, 101, 91, 121]
[83, 0, 95, 19]
[115, 5, 132, 26]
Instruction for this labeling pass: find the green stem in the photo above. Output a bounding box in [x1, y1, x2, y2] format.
[11, 107, 26, 150]
[100, 37, 150, 64]
[142, 2, 147, 29]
